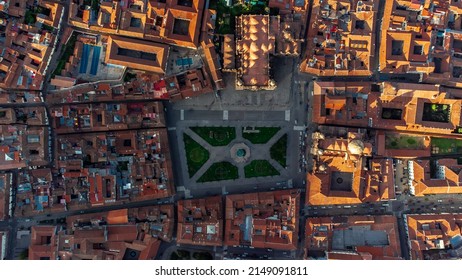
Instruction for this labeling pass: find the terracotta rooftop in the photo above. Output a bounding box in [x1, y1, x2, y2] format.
[411, 158, 462, 196]
[105, 36, 169, 73]
[177, 196, 223, 246]
[201, 40, 225, 90]
[225, 190, 300, 250]
[15, 168, 59, 216]
[29, 226, 58, 260]
[235, 15, 276, 90]
[307, 128, 395, 205]
[53, 129, 174, 210]
[165, 67, 214, 100]
[50, 101, 165, 134]
[69, 0, 205, 49]
[107, 209, 129, 225]
[55, 205, 173, 259]
[300, 0, 378, 76]
[313, 81, 462, 137]
[37, 0, 64, 28]
[0, 124, 48, 170]
[4, 0, 26, 17]
[222, 34, 236, 71]
[128, 205, 174, 242]
[406, 214, 462, 260]
[0, 6, 62, 90]
[379, 0, 460, 80]
[306, 215, 402, 260]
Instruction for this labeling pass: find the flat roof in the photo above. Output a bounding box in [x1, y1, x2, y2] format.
[332, 227, 389, 250]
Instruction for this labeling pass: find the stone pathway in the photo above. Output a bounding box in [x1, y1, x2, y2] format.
[177, 121, 291, 188]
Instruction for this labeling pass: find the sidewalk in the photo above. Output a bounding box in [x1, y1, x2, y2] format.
[176, 121, 292, 190]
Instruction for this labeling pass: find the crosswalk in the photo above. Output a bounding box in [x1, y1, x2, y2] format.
[285, 110, 291, 121]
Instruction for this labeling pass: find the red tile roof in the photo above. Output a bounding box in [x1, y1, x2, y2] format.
[306, 215, 402, 260]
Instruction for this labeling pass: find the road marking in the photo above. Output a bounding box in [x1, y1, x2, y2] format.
[293, 126, 306, 131]
[167, 127, 176, 131]
[223, 110, 228, 120]
[176, 186, 185, 191]
[285, 110, 291, 121]
[180, 109, 184, 120]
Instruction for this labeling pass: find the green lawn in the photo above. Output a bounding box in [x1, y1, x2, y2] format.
[24, 10, 37, 25]
[270, 134, 287, 167]
[244, 160, 280, 178]
[242, 127, 280, 144]
[431, 137, 462, 155]
[191, 127, 236, 146]
[52, 33, 78, 77]
[215, 0, 268, 34]
[385, 134, 425, 150]
[423, 103, 450, 123]
[183, 134, 210, 177]
[198, 161, 239, 183]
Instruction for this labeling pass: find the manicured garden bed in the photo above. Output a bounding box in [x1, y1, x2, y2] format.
[242, 127, 280, 144]
[244, 160, 280, 178]
[184, 134, 209, 177]
[431, 137, 462, 154]
[198, 161, 239, 182]
[385, 134, 425, 150]
[191, 127, 236, 146]
[270, 134, 287, 167]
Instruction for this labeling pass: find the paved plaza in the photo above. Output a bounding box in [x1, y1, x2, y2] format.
[176, 121, 292, 194]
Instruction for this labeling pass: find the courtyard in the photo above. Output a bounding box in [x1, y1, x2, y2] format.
[422, 103, 450, 123]
[183, 134, 210, 177]
[385, 134, 425, 150]
[431, 137, 462, 155]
